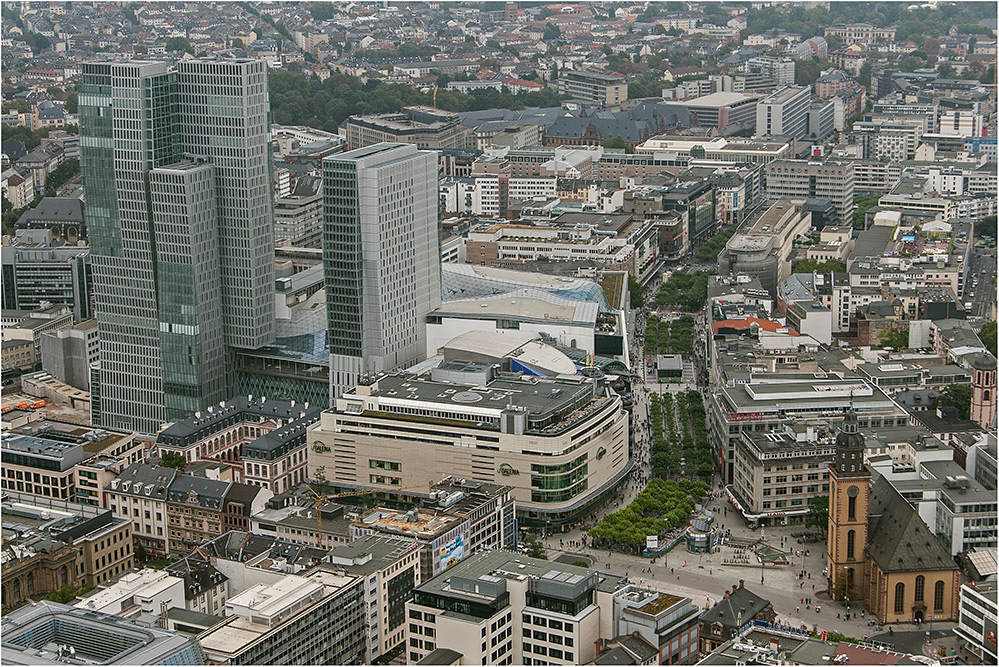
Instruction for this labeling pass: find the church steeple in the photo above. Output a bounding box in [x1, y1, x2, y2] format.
[833, 408, 865, 475]
[826, 405, 871, 602]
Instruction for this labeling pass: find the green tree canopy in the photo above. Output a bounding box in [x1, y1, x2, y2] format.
[806, 494, 829, 531]
[793, 258, 845, 274]
[159, 451, 187, 471]
[878, 324, 909, 350]
[308, 2, 335, 20]
[940, 384, 972, 420]
[542, 23, 562, 41]
[165, 36, 194, 54]
[628, 274, 644, 309]
[979, 320, 997, 357]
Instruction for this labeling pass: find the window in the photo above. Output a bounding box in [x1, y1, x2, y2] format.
[914, 575, 924, 602]
[847, 530, 855, 560]
[894, 582, 905, 614]
[848, 496, 856, 520]
[934, 580, 945, 611]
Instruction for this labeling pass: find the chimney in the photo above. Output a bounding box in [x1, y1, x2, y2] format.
[739, 579, 745, 589]
[732, 584, 738, 594]
[723, 591, 730, 599]
[770, 637, 780, 652]
[594, 640, 603, 657]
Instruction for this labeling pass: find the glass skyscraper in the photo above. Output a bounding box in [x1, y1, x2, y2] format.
[79, 60, 274, 433]
[322, 143, 441, 399]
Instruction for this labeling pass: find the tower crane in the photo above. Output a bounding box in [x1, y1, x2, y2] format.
[306, 482, 430, 549]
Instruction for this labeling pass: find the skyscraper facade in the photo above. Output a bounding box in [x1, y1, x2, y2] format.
[79, 60, 274, 433]
[322, 143, 441, 398]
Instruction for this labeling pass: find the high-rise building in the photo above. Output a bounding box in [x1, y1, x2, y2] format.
[756, 85, 811, 140]
[322, 143, 441, 398]
[79, 59, 275, 433]
[765, 159, 855, 226]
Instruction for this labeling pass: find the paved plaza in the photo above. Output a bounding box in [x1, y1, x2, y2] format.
[533, 307, 956, 646]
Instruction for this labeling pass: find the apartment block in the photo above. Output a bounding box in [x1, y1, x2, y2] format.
[197, 570, 366, 665]
[955, 580, 998, 665]
[327, 535, 423, 663]
[345, 106, 472, 150]
[1, 601, 206, 664]
[557, 68, 628, 106]
[405, 552, 627, 665]
[104, 462, 272, 559]
[756, 86, 811, 141]
[2, 491, 133, 591]
[156, 395, 321, 495]
[765, 159, 855, 226]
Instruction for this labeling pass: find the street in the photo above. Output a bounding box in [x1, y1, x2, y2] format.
[541, 275, 958, 648]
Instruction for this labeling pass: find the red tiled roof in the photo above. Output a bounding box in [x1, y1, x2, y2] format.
[711, 318, 800, 336]
[833, 643, 905, 665]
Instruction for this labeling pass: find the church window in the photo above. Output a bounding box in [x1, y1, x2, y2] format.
[934, 580, 945, 611]
[894, 582, 905, 613]
[914, 575, 924, 602]
[847, 530, 855, 559]
[848, 496, 856, 520]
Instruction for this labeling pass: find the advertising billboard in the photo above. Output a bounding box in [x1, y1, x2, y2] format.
[440, 535, 464, 571]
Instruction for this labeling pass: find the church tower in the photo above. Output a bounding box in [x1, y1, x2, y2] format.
[826, 408, 870, 602]
[969, 352, 997, 430]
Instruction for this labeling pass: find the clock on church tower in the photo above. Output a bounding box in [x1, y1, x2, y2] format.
[826, 408, 870, 602]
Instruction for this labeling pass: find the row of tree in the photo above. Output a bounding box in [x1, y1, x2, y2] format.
[655, 271, 712, 312]
[268, 70, 568, 131]
[587, 478, 707, 551]
[644, 314, 695, 357]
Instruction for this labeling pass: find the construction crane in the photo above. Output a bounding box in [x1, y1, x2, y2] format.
[306, 483, 428, 549]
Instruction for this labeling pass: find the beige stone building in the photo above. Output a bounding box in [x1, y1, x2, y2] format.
[308, 367, 631, 528]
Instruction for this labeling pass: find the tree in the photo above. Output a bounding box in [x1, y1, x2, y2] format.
[159, 451, 186, 471]
[64, 92, 78, 114]
[542, 23, 561, 41]
[857, 62, 872, 90]
[524, 534, 547, 559]
[976, 215, 997, 239]
[309, 2, 335, 20]
[878, 324, 909, 350]
[165, 36, 194, 54]
[793, 258, 845, 274]
[231, 37, 244, 48]
[937, 62, 956, 79]
[806, 494, 829, 531]
[45, 158, 79, 192]
[980, 320, 997, 357]
[940, 384, 972, 420]
[853, 193, 881, 229]
[5, 99, 30, 114]
[629, 274, 644, 309]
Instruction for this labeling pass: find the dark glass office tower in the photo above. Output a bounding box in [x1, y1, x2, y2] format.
[79, 60, 274, 433]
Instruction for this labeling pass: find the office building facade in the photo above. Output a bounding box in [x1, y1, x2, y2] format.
[756, 85, 811, 141]
[322, 143, 441, 398]
[79, 59, 274, 434]
[765, 159, 855, 226]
